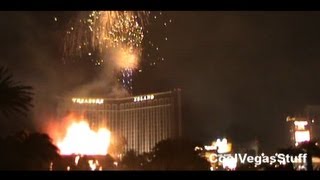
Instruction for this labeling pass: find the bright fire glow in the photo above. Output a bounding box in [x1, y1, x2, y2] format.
[295, 130, 310, 143]
[57, 121, 111, 155]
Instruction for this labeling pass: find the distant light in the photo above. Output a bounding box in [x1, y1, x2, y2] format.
[294, 121, 308, 130]
[312, 119, 315, 123]
[194, 146, 203, 151]
[139, 69, 142, 72]
[295, 130, 310, 143]
[222, 156, 237, 170]
[205, 138, 232, 153]
[88, 52, 92, 56]
[54, 17, 58, 22]
[294, 121, 308, 126]
[204, 145, 215, 151]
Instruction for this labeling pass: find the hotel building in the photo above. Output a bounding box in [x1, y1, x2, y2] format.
[57, 89, 182, 154]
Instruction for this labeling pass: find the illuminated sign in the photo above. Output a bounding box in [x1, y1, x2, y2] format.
[72, 98, 104, 104]
[133, 94, 154, 102]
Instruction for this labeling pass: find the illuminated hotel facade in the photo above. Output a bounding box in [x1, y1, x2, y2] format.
[57, 89, 182, 154]
[286, 116, 311, 146]
[286, 105, 320, 146]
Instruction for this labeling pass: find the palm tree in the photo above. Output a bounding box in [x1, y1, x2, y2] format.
[0, 131, 60, 170]
[0, 66, 33, 118]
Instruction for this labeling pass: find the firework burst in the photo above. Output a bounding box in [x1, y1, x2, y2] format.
[63, 11, 148, 67]
[60, 11, 171, 93]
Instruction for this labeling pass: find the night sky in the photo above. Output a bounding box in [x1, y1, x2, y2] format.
[2, 11, 320, 152]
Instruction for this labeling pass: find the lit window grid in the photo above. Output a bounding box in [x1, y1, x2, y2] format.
[57, 91, 182, 154]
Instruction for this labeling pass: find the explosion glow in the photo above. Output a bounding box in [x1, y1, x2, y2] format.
[62, 11, 147, 91]
[114, 48, 139, 69]
[64, 11, 147, 63]
[60, 11, 171, 91]
[57, 121, 111, 155]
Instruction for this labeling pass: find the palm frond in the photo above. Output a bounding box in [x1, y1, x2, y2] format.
[0, 66, 33, 118]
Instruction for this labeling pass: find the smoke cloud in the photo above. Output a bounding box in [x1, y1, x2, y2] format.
[0, 12, 130, 135]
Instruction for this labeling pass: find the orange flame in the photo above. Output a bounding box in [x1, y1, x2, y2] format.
[57, 121, 111, 155]
[44, 114, 111, 156]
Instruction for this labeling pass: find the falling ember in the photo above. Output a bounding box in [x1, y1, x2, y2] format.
[58, 11, 171, 92]
[63, 11, 147, 59]
[57, 121, 111, 156]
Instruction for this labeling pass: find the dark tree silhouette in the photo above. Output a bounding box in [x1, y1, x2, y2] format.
[146, 139, 210, 170]
[277, 146, 303, 170]
[0, 66, 33, 118]
[298, 141, 320, 171]
[276, 141, 320, 171]
[0, 131, 60, 170]
[120, 149, 147, 170]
